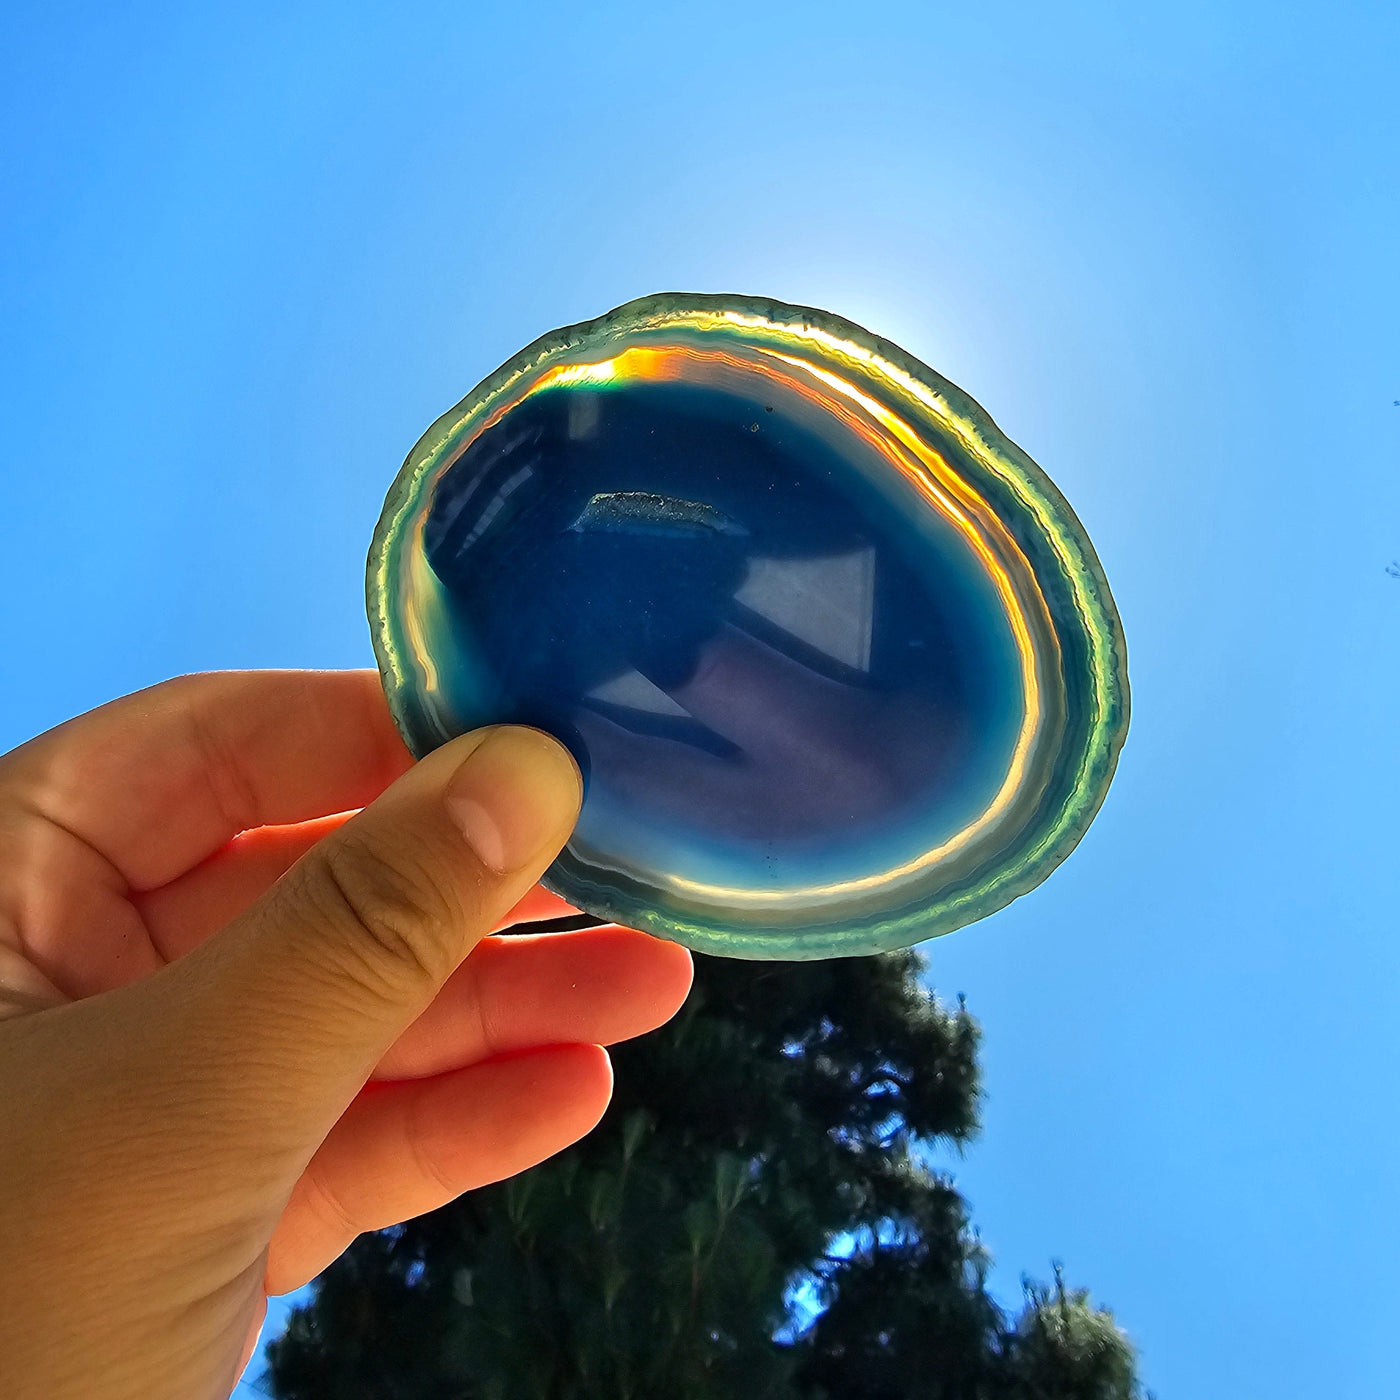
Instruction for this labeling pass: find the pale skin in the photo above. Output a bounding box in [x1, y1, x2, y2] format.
[0, 670, 694, 1400]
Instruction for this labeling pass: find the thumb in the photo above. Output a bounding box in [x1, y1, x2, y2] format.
[171, 723, 583, 1164]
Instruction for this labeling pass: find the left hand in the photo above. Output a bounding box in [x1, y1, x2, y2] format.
[0, 670, 693, 1400]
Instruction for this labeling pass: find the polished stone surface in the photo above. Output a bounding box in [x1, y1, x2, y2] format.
[368, 295, 1129, 957]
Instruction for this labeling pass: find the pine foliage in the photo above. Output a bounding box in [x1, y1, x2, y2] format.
[263, 949, 1148, 1400]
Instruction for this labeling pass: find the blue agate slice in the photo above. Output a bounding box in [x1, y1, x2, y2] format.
[367, 294, 1129, 958]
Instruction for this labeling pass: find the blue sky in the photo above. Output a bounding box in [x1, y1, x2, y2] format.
[3, 3, 1398, 1396]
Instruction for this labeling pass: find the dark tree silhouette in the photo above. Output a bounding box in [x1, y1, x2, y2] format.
[261, 946, 1148, 1400]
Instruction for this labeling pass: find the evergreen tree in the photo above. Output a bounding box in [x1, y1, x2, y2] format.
[262, 946, 1149, 1399]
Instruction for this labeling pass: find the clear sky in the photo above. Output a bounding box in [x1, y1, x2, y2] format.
[3, 3, 1398, 1396]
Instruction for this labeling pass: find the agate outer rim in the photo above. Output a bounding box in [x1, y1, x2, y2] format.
[367, 291, 1130, 958]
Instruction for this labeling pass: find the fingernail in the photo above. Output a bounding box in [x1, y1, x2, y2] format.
[444, 727, 583, 874]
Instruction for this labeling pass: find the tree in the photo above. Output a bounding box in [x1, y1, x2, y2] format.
[262, 944, 1149, 1399]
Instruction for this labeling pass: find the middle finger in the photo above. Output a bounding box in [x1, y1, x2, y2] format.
[371, 925, 693, 1080]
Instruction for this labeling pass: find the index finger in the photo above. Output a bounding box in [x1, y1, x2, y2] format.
[0, 670, 414, 890]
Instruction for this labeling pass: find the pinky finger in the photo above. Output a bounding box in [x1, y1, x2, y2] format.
[263, 1044, 612, 1297]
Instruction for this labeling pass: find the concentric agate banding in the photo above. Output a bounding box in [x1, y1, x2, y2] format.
[368, 293, 1128, 958]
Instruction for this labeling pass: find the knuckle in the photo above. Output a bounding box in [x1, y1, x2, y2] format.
[184, 699, 266, 835]
[404, 1097, 459, 1204]
[302, 1156, 362, 1243]
[298, 832, 461, 992]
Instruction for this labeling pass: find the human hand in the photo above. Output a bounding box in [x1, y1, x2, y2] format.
[0, 671, 693, 1400]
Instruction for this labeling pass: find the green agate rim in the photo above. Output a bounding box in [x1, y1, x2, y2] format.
[367, 292, 1130, 958]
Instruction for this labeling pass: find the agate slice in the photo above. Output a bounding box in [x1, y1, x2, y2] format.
[367, 294, 1129, 958]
